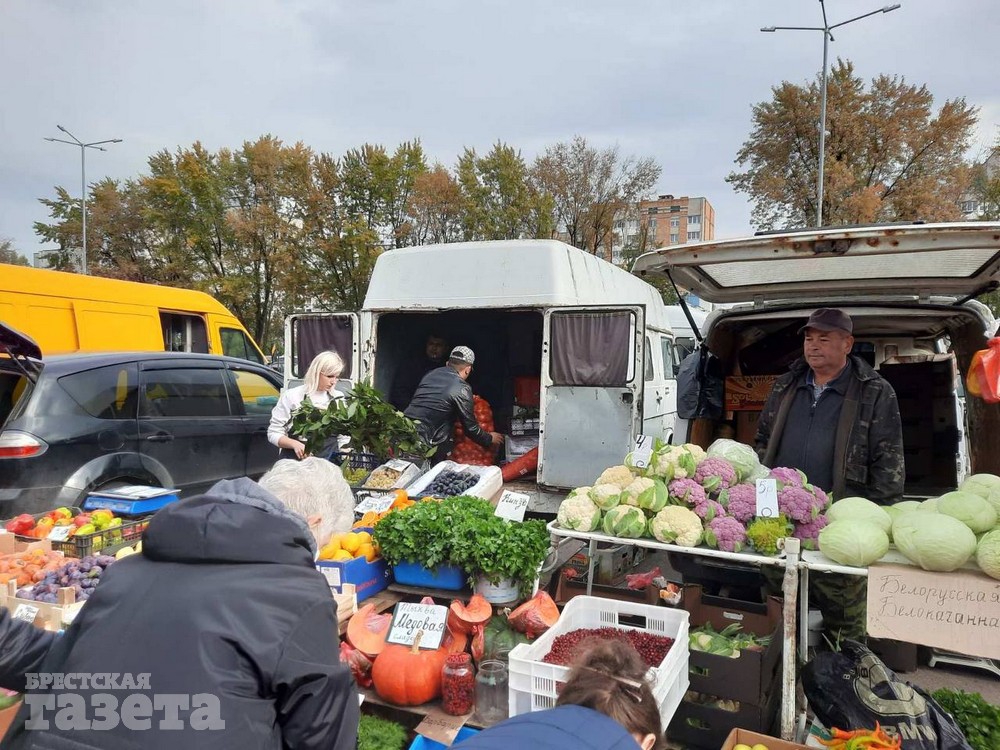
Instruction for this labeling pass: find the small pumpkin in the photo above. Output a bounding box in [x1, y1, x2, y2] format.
[371, 630, 446, 706]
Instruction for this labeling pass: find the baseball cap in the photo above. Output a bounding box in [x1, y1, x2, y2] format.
[448, 346, 475, 365]
[798, 308, 853, 335]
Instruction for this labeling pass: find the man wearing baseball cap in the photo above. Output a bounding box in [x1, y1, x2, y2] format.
[404, 345, 503, 463]
[755, 308, 904, 643]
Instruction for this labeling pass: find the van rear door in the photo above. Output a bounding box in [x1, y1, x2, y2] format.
[284, 313, 361, 389]
[539, 306, 645, 489]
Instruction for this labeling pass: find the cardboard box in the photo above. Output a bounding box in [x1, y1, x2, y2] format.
[683, 585, 782, 706]
[553, 569, 663, 607]
[725, 376, 778, 411]
[720, 728, 810, 750]
[735, 411, 762, 446]
[316, 556, 392, 603]
[563, 544, 645, 586]
[668, 678, 779, 750]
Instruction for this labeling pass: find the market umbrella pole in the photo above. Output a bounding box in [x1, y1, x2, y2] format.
[780, 537, 801, 741]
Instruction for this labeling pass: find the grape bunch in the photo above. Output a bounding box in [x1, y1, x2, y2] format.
[15, 555, 116, 604]
[422, 470, 479, 498]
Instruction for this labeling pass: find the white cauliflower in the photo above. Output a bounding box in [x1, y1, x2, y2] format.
[566, 486, 591, 502]
[588, 484, 622, 511]
[595, 465, 636, 491]
[621, 477, 655, 507]
[650, 506, 704, 547]
[557, 493, 602, 532]
[648, 444, 706, 481]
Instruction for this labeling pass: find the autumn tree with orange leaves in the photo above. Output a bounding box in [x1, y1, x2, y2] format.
[728, 59, 978, 231]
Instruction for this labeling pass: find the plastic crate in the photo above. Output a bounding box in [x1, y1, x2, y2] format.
[49, 517, 151, 558]
[331, 451, 381, 472]
[508, 596, 689, 731]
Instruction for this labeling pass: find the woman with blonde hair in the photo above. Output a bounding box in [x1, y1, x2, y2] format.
[268, 350, 347, 460]
[456, 639, 663, 750]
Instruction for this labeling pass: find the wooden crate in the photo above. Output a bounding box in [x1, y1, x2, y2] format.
[335, 583, 357, 626]
[0, 579, 83, 630]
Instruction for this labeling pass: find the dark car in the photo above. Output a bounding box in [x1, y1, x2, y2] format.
[0, 323, 283, 515]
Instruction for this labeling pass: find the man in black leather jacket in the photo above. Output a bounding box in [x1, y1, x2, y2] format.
[404, 346, 503, 462]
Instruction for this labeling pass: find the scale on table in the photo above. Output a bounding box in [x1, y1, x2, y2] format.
[927, 649, 1000, 678]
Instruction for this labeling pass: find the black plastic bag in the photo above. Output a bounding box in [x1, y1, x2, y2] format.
[676, 347, 724, 420]
[802, 640, 973, 750]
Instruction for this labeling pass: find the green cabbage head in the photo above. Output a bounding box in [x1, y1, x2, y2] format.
[826, 497, 892, 534]
[959, 473, 1000, 500]
[976, 529, 1000, 581]
[936, 491, 998, 534]
[892, 511, 978, 572]
[602, 506, 647, 538]
[818, 520, 889, 567]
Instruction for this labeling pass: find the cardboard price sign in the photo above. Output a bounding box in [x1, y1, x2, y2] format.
[867, 564, 1000, 660]
[385, 602, 449, 650]
[12, 604, 39, 624]
[754, 479, 779, 518]
[495, 490, 530, 522]
[46, 526, 72, 542]
[631, 434, 654, 470]
[415, 706, 468, 746]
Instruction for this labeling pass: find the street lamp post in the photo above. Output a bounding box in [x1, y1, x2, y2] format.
[762, 1, 901, 228]
[44, 126, 122, 274]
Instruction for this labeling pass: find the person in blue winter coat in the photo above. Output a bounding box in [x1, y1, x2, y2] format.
[456, 639, 663, 750]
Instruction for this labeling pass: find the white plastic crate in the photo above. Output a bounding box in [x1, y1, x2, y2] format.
[404, 460, 502, 500]
[508, 596, 689, 730]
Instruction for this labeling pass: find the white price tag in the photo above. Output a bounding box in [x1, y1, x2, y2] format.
[317, 565, 342, 589]
[13, 604, 39, 624]
[755, 478, 780, 518]
[495, 490, 530, 522]
[385, 603, 449, 650]
[632, 434, 654, 470]
[354, 492, 395, 516]
[47, 526, 72, 542]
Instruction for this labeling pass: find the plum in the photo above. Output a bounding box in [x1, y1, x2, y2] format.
[15, 588, 34, 600]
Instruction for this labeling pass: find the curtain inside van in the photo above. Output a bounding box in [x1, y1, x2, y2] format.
[550, 311, 632, 386]
[294, 317, 354, 379]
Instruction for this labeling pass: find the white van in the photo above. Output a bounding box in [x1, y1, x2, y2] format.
[633, 222, 1000, 497]
[666, 304, 708, 367]
[284, 240, 678, 507]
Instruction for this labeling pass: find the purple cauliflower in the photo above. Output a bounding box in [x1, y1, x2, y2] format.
[769, 467, 806, 488]
[693, 457, 737, 495]
[777, 485, 821, 523]
[793, 515, 829, 550]
[694, 498, 726, 522]
[806, 484, 830, 514]
[668, 478, 706, 508]
[704, 516, 748, 553]
[719, 483, 758, 524]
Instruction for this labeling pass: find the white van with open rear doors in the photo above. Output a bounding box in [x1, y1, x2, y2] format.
[284, 240, 678, 511]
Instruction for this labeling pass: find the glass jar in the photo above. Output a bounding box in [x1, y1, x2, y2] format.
[441, 653, 476, 716]
[474, 659, 509, 725]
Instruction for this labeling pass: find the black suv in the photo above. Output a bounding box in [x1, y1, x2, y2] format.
[0, 324, 283, 515]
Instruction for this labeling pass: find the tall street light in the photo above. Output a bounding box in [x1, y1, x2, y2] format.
[762, 1, 901, 228]
[44, 125, 122, 274]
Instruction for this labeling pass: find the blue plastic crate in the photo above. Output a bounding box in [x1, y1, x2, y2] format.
[84, 486, 179, 516]
[409, 726, 479, 750]
[392, 561, 466, 590]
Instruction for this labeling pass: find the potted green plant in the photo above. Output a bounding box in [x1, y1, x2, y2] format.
[453, 513, 552, 603]
[287, 380, 432, 462]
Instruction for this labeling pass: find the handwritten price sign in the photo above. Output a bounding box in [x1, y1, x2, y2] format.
[495, 491, 530, 522]
[631, 434, 654, 470]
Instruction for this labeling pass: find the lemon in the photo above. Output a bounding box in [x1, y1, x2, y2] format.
[354, 531, 372, 546]
[357, 543, 377, 562]
[332, 549, 354, 562]
[340, 533, 362, 555]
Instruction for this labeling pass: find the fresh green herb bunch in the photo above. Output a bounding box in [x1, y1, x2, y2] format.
[357, 714, 407, 750]
[287, 380, 432, 460]
[932, 688, 1000, 750]
[373, 495, 551, 598]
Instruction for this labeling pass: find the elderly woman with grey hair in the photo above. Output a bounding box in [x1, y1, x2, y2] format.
[268, 349, 349, 460]
[0, 461, 359, 749]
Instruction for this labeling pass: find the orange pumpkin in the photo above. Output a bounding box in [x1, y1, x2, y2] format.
[371, 630, 446, 706]
[446, 594, 493, 635]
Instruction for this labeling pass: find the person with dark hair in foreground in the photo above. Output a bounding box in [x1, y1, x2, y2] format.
[456, 639, 663, 750]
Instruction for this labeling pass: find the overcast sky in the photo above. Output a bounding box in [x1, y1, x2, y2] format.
[2, 0, 997, 264]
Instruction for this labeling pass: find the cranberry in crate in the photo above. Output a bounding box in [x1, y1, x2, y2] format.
[508, 596, 689, 730]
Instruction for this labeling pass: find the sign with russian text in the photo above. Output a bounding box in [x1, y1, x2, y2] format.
[867, 564, 1000, 660]
[385, 602, 448, 650]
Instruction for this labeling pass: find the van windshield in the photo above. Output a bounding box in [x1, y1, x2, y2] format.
[0, 371, 29, 429]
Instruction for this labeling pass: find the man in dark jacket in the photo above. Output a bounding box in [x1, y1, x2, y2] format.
[404, 346, 502, 462]
[389, 332, 448, 410]
[755, 308, 905, 643]
[0, 476, 358, 750]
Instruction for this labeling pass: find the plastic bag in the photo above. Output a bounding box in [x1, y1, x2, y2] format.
[965, 338, 1000, 404]
[452, 395, 497, 466]
[677, 346, 724, 420]
[802, 640, 973, 750]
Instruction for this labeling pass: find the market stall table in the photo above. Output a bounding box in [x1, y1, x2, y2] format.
[545, 522, 803, 741]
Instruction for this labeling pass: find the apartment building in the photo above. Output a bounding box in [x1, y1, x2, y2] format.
[639, 194, 715, 248]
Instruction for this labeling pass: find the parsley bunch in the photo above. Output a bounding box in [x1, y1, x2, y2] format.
[932, 688, 1000, 750]
[373, 496, 551, 598]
